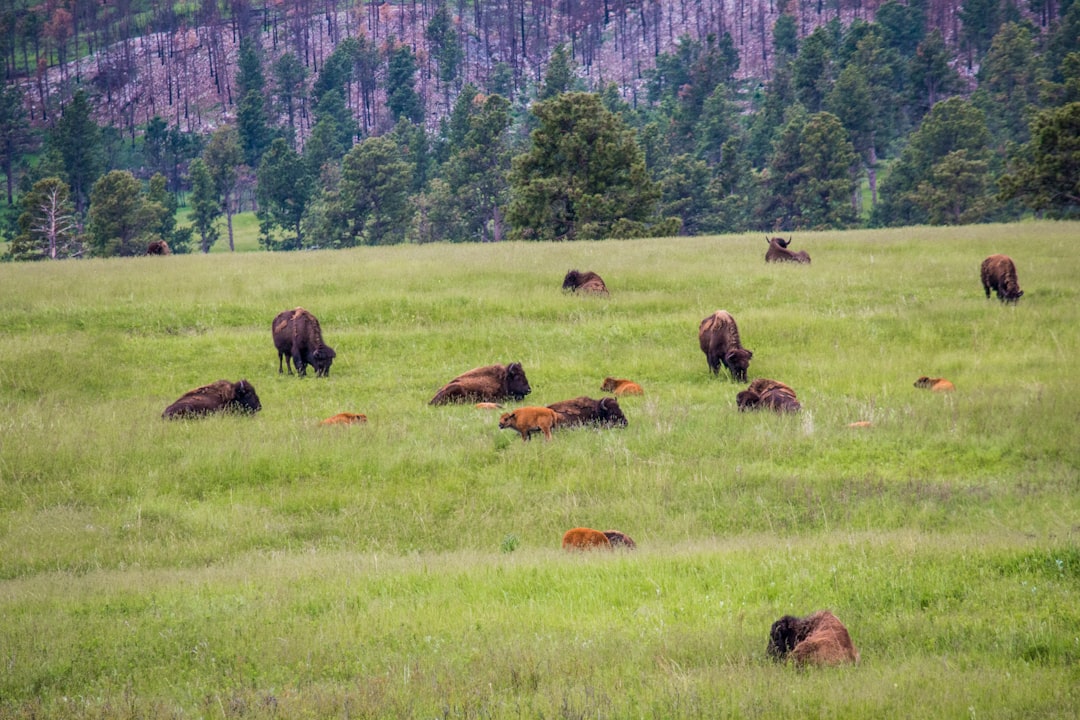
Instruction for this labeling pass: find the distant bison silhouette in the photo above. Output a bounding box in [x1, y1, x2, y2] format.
[914, 376, 955, 393]
[602, 530, 637, 549]
[980, 254, 1023, 303]
[699, 310, 753, 381]
[320, 412, 367, 425]
[430, 363, 532, 405]
[162, 379, 261, 419]
[562, 527, 612, 550]
[767, 610, 860, 666]
[562, 270, 609, 295]
[736, 378, 801, 413]
[498, 406, 558, 442]
[601, 377, 643, 395]
[145, 240, 171, 255]
[765, 236, 810, 264]
[272, 307, 336, 377]
[546, 396, 628, 428]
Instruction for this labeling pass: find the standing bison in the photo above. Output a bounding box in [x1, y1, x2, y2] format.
[546, 396, 628, 428]
[699, 310, 753, 382]
[980, 254, 1023, 303]
[736, 378, 801, 413]
[272, 307, 336, 377]
[767, 610, 860, 666]
[162, 379, 261, 419]
[765, 236, 810, 264]
[562, 270, 609, 295]
[429, 363, 532, 405]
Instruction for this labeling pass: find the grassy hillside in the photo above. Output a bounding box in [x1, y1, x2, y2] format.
[1, 223, 1078, 718]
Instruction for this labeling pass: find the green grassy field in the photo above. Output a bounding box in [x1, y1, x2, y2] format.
[1, 223, 1078, 718]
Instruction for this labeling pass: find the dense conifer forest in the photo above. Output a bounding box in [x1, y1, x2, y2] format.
[1, 0, 1078, 258]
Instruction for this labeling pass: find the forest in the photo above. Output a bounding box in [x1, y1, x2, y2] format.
[0, 0, 1078, 259]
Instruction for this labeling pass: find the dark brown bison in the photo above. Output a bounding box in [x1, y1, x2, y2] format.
[736, 378, 801, 412]
[562, 527, 612, 550]
[767, 610, 860, 666]
[429, 363, 532, 405]
[145, 240, 171, 255]
[602, 530, 637, 549]
[765, 236, 810, 264]
[272, 307, 336, 377]
[699, 310, 753, 382]
[162, 379, 261, 419]
[980, 254, 1023, 303]
[546, 396, 628, 428]
[562, 270, 609, 295]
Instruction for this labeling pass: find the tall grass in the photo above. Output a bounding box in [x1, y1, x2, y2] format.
[1, 223, 1078, 718]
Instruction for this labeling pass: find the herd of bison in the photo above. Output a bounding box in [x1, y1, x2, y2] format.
[158, 239, 1024, 666]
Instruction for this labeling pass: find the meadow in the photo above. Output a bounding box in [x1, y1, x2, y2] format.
[0, 222, 1078, 718]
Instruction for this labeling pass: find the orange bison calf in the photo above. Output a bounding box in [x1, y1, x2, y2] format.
[320, 412, 368, 425]
[980, 254, 1023, 303]
[562, 527, 612, 550]
[601, 377, 643, 396]
[499, 406, 558, 441]
[430, 363, 532, 405]
[162, 379, 262, 419]
[914, 376, 955, 393]
[562, 269, 609, 295]
[736, 378, 801, 413]
[767, 610, 860, 666]
[699, 310, 753, 382]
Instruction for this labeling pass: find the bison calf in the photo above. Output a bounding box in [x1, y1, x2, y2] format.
[699, 310, 753, 382]
[562, 527, 612, 550]
[499, 407, 558, 442]
[736, 378, 801, 412]
[601, 377, 644, 396]
[320, 412, 368, 425]
[914, 376, 955, 393]
[272, 307, 336, 377]
[765, 236, 810, 264]
[163, 379, 261, 419]
[980, 254, 1023, 303]
[562, 269, 609, 295]
[767, 610, 859, 666]
[546, 396, 628, 428]
[430, 363, 532, 405]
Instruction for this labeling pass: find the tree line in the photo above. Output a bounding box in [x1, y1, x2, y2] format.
[2, 0, 1079, 260]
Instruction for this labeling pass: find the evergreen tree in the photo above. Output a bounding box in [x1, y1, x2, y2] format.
[336, 135, 414, 246]
[257, 138, 314, 250]
[86, 170, 165, 257]
[273, 52, 308, 145]
[236, 90, 273, 168]
[999, 102, 1080, 218]
[0, 82, 32, 206]
[7, 177, 80, 260]
[201, 127, 244, 251]
[773, 14, 798, 66]
[875, 0, 925, 57]
[48, 89, 101, 214]
[426, 1, 463, 105]
[539, 44, 577, 100]
[386, 40, 424, 125]
[312, 39, 355, 105]
[973, 22, 1041, 148]
[914, 150, 995, 224]
[187, 158, 221, 254]
[909, 30, 963, 122]
[443, 93, 512, 242]
[792, 27, 834, 114]
[145, 172, 190, 254]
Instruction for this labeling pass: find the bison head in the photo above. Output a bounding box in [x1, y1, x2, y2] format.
[504, 362, 531, 400]
[597, 397, 628, 427]
[725, 349, 753, 383]
[1003, 285, 1024, 302]
[766, 616, 803, 660]
[312, 345, 336, 377]
[232, 380, 262, 414]
[562, 270, 583, 291]
[736, 389, 760, 411]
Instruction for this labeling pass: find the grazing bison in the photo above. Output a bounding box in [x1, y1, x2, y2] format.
[498, 406, 558, 442]
[562, 269, 609, 295]
[430, 363, 532, 405]
[765, 236, 810, 264]
[145, 240, 171, 255]
[162, 379, 261, 419]
[980, 254, 1023, 303]
[914, 376, 955, 393]
[601, 377, 644, 396]
[320, 412, 367, 425]
[602, 530, 637, 549]
[562, 527, 612, 551]
[272, 307, 336, 377]
[699, 310, 753, 382]
[767, 610, 860, 666]
[736, 378, 801, 413]
[546, 396, 628, 428]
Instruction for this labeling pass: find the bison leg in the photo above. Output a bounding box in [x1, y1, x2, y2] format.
[293, 351, 307, 377]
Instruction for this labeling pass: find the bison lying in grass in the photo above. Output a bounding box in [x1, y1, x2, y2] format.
[736, 378, 801, 412]
[601, 377, 644, 396]
[980, 254, 1023, 303]
[163, 379, 262, 419]
[914, 376, 955, 393]
[546, 396, 628, 428]
[561, 527, 612, 550]
[430, 363, 532, 405]
[272, 307, 336, 377]
[699, 310, 753, 382]
[562, 270, 609, 295]
[320, 412, 368, 425]
[602, 530, 637, 549]
[767, 610, 859, 666]
[764, 236, 810, 264]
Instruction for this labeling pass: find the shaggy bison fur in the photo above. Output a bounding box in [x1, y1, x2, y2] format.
[562, 270, 609, 295]
[546, 396, 628, 428]
[736, 378, 801, 412]
[272, 307, 336, 377]
[699, 310, 753, 382]
[429, 363, 532, 405]
[145, 240, 171, 255]
[601, 377, 644, 395]
[980, 254, 1023, 303]
[767, 610, 860, 666]
[602, 530, 637, 549]
[765, 236, 810, 264]
[914, 376, 955, 393]
[162, 379, 261, 419]
[561, 527, 612, 550]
